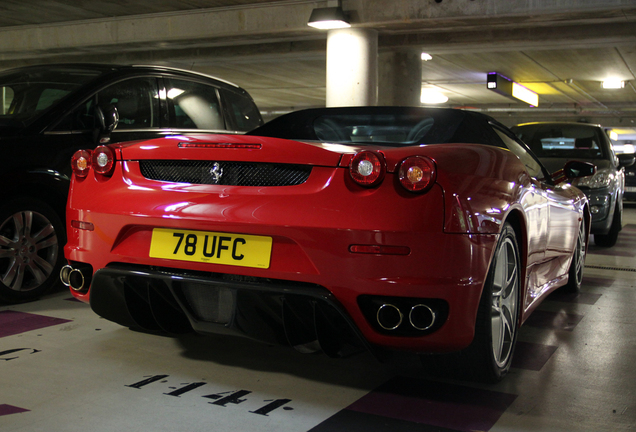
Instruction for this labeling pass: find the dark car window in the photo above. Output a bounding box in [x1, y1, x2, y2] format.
[0, 67, 103, 126]
[2, 87, 14, 114]
[165, 78, 225, 130]
[98, 77, 160, 130]
[52, 96, 97, 132]
[313, 114, 432, 144]
[493, 126, 547, 180]
[219, 88, 263, 132]
[52, 77, 161, 132]
[512, 124, 607, 160]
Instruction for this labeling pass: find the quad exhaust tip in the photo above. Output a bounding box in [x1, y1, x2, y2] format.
[376, 303, 436, 331]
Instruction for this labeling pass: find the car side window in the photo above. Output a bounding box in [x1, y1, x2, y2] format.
[1, 86, 14, 114]
[52, 77, 160, 132]
[50, 96, 96, 132]
[219, 88, 263, 132]
[493, 126, 547, 181]
[97, 77, 160, 129]
[165, 78, 225, 130]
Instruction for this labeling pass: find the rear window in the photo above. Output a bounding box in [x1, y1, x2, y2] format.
[313, 114, 436, 144]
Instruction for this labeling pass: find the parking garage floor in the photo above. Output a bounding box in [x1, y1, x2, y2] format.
[1, 206, 635, 432]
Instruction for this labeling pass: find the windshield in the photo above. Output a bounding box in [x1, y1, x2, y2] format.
[512, 123, 607, 160]
[0, 66, 105, 127]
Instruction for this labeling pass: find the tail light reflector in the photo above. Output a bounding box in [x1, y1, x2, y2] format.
[398, 156, 436, 192]
[71, 150, 92, 178]
[349, 151, 386, 187]
[92, 145, 116, 176]
[349, 244, 410, 255]
[71, 220, 95, 231]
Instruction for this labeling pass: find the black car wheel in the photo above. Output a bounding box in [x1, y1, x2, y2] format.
[0, 200, 64, 302]
[594, 199, 622, 247]
[564, 220, 586, 292]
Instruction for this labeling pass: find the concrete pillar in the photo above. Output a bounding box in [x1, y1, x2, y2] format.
[326, 28, 378, 107]
[378, 49, 422, 106]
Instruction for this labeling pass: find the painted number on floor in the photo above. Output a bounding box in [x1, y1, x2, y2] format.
[126, 375, 293, 416]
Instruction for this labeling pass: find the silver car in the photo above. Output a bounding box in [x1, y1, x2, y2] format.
[512, 122, 635, 247]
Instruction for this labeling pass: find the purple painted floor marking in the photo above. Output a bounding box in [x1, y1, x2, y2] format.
[0, 404, 30, 416]
[344, 376, 516, 432]
[0, 310, 71, 338]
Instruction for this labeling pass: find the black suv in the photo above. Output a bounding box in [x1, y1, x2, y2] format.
[0, 64, 262, 302]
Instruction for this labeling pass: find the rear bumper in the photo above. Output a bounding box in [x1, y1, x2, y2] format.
[67, 225, 496, 354]
[89, 265, 373, 357]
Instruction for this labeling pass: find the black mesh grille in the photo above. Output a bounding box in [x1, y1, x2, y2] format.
[139, 160, 312, 186]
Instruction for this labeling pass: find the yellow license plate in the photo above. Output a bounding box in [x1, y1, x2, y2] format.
[149, 228, 272, 269]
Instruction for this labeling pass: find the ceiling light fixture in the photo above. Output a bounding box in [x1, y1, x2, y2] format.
[601, 79, 625, 89]
[421, 53, 433, 61]
[421, 88, 448, 104]
[307, 5, 350, 29]
[487, 72, 539, 107]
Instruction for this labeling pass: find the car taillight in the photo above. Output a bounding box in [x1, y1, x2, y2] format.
[71, 150, 92, 178]
[349, 151, 386, 187]
[398, 156, 436, 192]
[92, 145, 116, 176]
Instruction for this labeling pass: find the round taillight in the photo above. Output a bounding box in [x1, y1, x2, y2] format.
[349, 151, 386, 187]
[92, 145, 115, 176]
[71, 150, 92, 178]
[398, 156, 436, 192]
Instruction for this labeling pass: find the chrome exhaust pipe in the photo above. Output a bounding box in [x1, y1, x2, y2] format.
[409, 304, 436, 331]
[60, 264, 92, 292]
[376, 304, 403, 330]
[68, 268, 86, 291]
[60, 265, 73, 286]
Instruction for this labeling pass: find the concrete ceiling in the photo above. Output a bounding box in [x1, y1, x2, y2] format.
[1, 0, 636, 133]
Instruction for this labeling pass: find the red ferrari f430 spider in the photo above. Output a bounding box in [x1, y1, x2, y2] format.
[62, 107, 594, 382]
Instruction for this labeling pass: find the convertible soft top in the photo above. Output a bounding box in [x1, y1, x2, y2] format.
[248, 106, 503, 147]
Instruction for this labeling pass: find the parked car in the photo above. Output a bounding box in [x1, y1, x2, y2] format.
[512, 122, 635, 247]
[624, 159, 636, 201]
[0, 63, 262, 302]
[62, 107, 594, 382]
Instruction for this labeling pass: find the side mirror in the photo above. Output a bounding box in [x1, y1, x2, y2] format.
[552, 160, 596, 184]
[618, 153, 635, 168]
[93, 105, 119, 144]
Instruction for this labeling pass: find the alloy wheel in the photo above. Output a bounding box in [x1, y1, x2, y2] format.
[573, 223, 586, 286]
[0, 210, 59, 292]
[490, 237, 519, 368]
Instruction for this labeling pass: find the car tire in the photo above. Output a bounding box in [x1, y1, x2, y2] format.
[420, 222, 520, 383]
[594, 199, 622, 247]
[467, 222, 521, 382]
[0, 199, 65, 303]
[564, 220, 586, 293]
